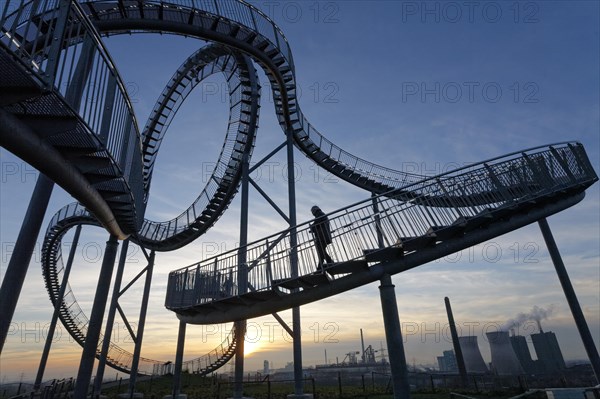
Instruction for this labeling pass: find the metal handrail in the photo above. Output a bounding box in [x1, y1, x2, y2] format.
[182, 325, 236, 374]
[165, 142, 597, 309]
[42, 204, 164, 375]
[1, 0, 144, 232]
[77, 0, 427, 192]
[41, 203, 235, 375]
[134, 45, 259, 248]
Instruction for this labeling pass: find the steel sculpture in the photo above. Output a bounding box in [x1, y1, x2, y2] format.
[1, 1, 599, 398]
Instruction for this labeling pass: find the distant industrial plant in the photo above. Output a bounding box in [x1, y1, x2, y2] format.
[438, 312, 569, 376]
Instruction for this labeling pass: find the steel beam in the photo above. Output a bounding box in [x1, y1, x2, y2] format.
[34, 224, 82, 389]
[286, 128, 305, 398]
[0, 109, 126, 239]
[445, 297, 468, 388]
[234, 151, 250, 399]
[538, 218, 600, 383]
[93, 239, 130, 396]
[379, 274, 410, 399]
[177, 193, 586, 324]
[0, 174, 54, 354]
[74, 235, 119, 398]
[172, 321, 187, 398]
[128, 251, 156, 396]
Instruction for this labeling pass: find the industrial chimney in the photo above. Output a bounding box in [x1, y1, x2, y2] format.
[486, 331, 524, 375]
[458, 336, 488, 373]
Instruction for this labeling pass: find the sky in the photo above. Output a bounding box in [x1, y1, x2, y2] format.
[1, 0, 599, 383]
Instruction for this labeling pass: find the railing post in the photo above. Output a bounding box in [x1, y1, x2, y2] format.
[371, 193, 384, 248]
[98, 73, 117, 144]
[35, 224, 82, 390]
[44, 0, 71, 87]
[64, 35, 97, 112]
[265, 240, 273, 286]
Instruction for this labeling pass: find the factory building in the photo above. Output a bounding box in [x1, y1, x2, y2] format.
[437, 350, 458, 372]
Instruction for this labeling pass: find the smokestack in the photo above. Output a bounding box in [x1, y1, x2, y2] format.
[536, 319, 544, 333]
[444, 297, 468, 387]
[459, 336, 488, 373]
[360, 329, 366, 363]
[486, 331, 524, 375]
[324, 349, 327, 365]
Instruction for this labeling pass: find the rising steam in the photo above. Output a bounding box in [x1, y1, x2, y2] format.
[501, 305, 556, 332]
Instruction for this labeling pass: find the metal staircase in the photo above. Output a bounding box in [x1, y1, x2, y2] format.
[182, 326, 237, 375]
[41, 202, 238, 375]
[164, 143, 598, 324]
[1, 0, 597, 380]
[0, 0, 144, 238]
[77, 0, 428, 195]
[2, 0, 428, 248]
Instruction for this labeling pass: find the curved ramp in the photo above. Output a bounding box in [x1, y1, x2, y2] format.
[41, 203, 238, 375]
[164, 143, 598, 324]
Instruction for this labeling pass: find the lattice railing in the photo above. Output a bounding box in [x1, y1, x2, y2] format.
[166, 142, 597, 309]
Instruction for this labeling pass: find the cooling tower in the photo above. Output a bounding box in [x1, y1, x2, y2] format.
[531, 331, 566, 373]
[458, 336, 488, 373]
[486, 331, 524, 375]
[510, 335, 536, 374]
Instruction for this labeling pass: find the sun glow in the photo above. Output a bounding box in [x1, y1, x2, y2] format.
[243, 340, 263, 356]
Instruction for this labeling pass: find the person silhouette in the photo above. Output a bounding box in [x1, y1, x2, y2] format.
[309, 205, 333, 272]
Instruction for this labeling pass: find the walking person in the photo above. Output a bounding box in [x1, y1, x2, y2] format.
[310, 205, 333, 272]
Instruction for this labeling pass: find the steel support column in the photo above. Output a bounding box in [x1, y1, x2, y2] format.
[379, 274, 410, 399]
[93, 239, 130, 396]
[35, 224, 82, 389]
[538, 218, 600, 382]
[172, 320, 187, 399]
[74, 235, 119, 398]
[234, 152, 250, 399]
[0, 174, 54, 354]
[286, 129, 304, 398]
[128, 251, 156, 396]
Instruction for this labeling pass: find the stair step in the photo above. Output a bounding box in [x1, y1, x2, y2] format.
[0, 86, 43, 106]
[299, 272, 330, 286]
[325, 260, 368, 275]
[396, 234, 436, 252]
[426, 224, 465, 242]
[273, 278, 303, 290]
[463, 208, 494, 231]
[363, 247, 404, 263]
[244, 290, 280, 301]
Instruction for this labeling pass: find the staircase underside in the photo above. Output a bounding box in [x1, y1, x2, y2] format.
[175, 191, 586, 324]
